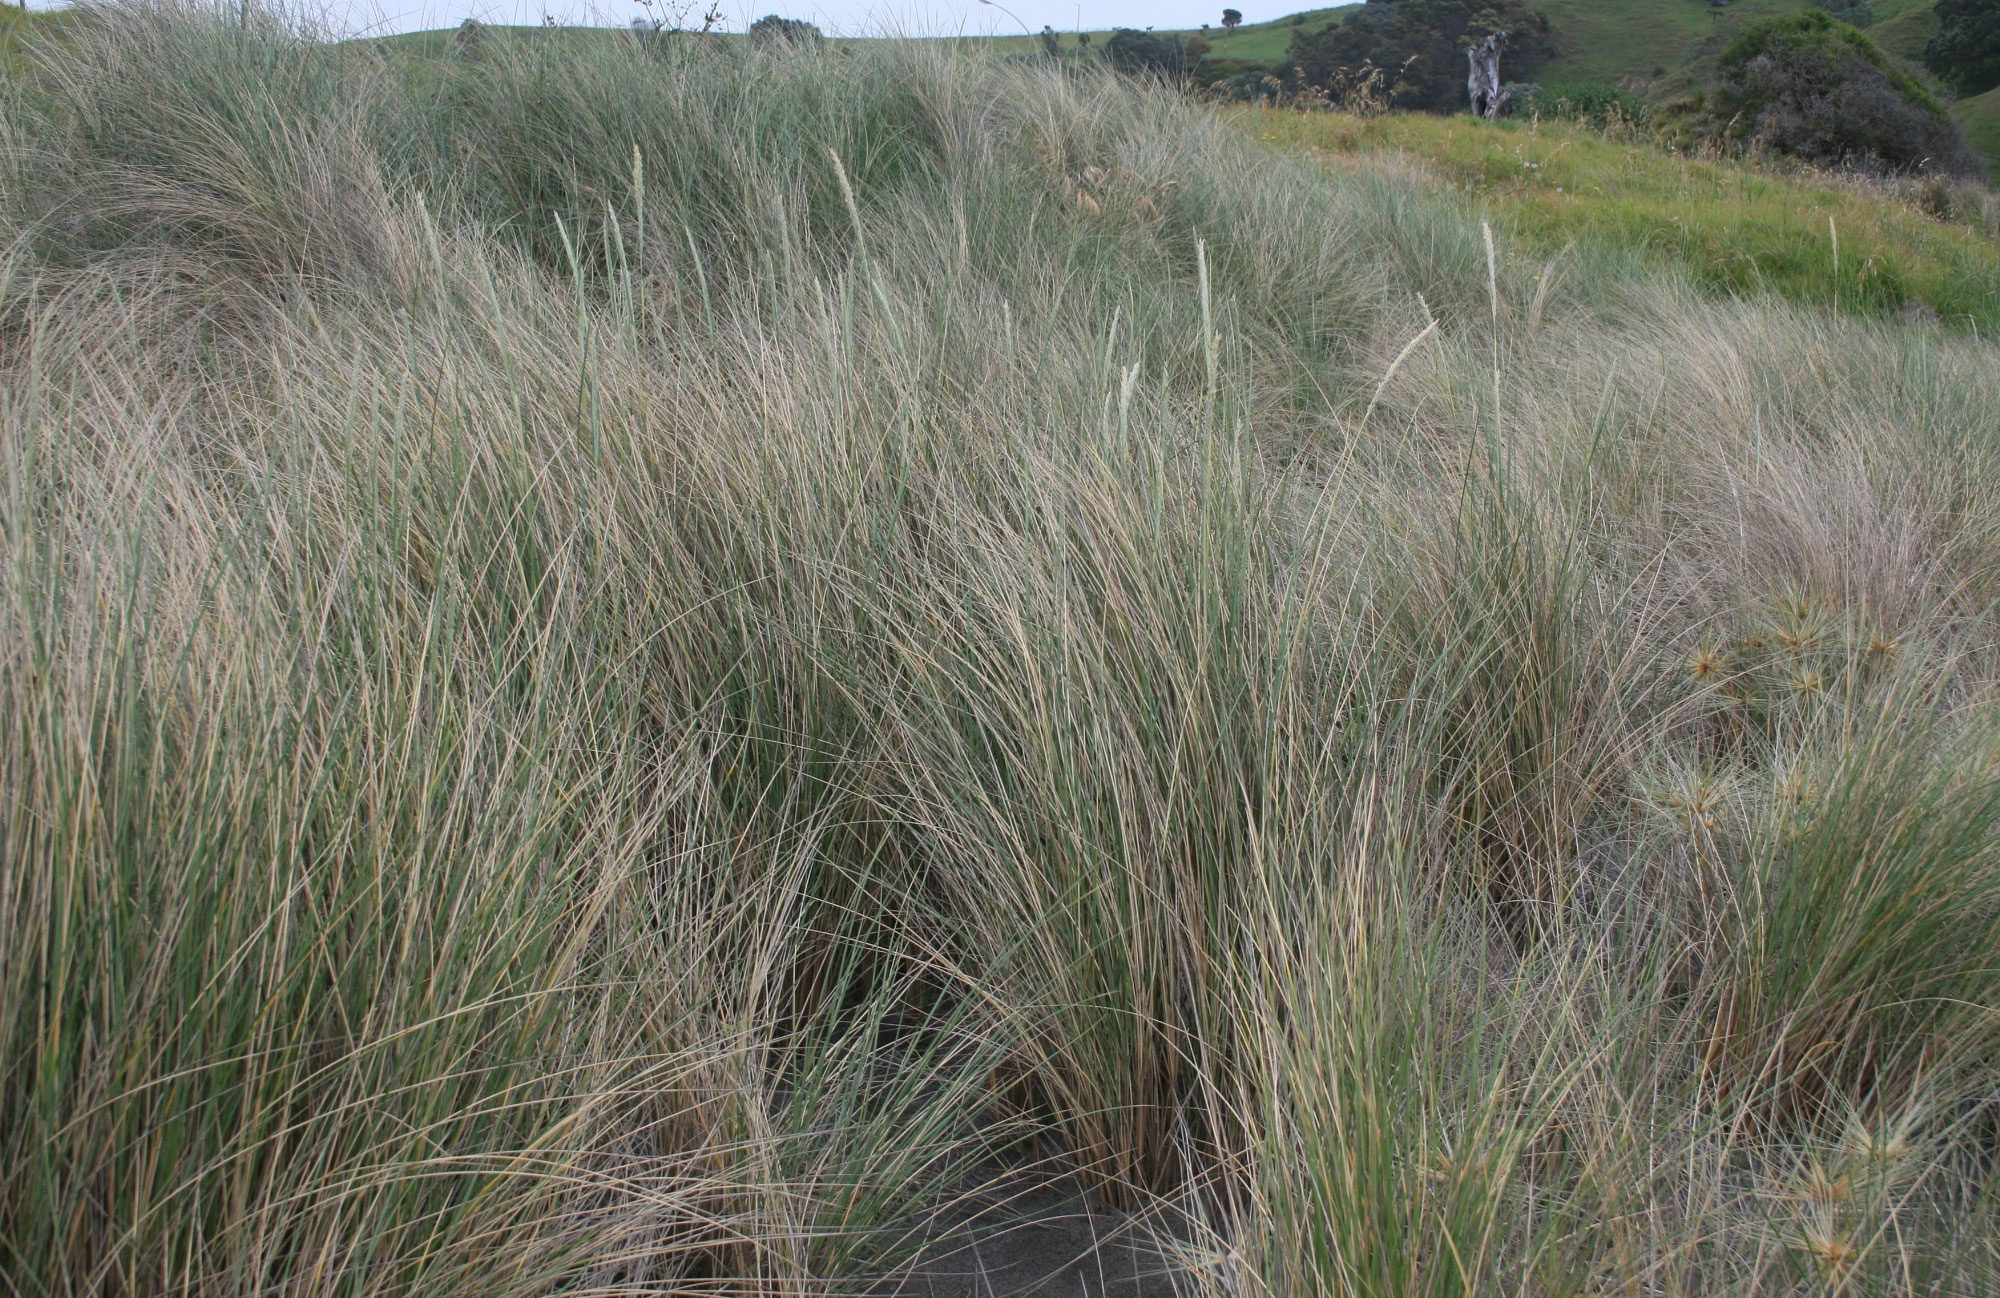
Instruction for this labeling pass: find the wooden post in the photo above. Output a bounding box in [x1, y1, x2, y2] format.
[1467, 32, 1511, 121]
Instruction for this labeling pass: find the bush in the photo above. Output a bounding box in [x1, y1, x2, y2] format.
[749, 13, 823, 46]
[1101, 27, 1185, 79]
[1712, 11, 1983, 179]
[1525, 79, 1651, 127]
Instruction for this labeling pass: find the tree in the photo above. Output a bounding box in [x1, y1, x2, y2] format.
[1221, 9, 1243, 31]
[749, 14, 824, 46]
[1101, 27, 1186, 79]
[1714, 11, 1982, 178]
[1287, 0, 1553, 115]
[1925, 0, 2000, 96]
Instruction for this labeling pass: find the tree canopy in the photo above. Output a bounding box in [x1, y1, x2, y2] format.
[749, 14, 824, 46]
[1102, 28, 1187, 79]
[1925, 0, 2000, 97]
[1287, 0, 1554, 115]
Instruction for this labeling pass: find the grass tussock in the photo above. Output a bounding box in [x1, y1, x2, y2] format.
[2, 5, 1999, 1294]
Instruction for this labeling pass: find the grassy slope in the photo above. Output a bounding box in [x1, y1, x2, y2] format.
[372, 8, 1363, 61]
[1960, 84, 2000, 172]
[1191, 5, 1356, 62]
[921, 6, 1361, 60]
[1869, 0, 1940, 63]
[1527, 0, 1998, 175]
[0, 6, 35, 72]
[361, 1, 1999, 172]
[1531, 0, 1809, 88]
[1246, 108, 2000, 327]
[3, 6, 92, 74]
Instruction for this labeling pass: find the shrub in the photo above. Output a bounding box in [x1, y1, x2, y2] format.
[1287, 0, 1555, 115]
[1712, 11, 1983, 179]
[749, 13, 823, 46]
[1526, 79, 1651, 127]
[1101, 27, 1185, 79]
[1202, 63, 1286, 101]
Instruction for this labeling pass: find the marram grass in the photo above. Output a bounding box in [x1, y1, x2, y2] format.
[2, 4, 1998, 1294]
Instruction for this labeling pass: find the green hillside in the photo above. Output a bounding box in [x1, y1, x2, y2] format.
[1, 5, 37, 71]
[14, 0, 1996, 175]
[1147, 0, 1995, 175]
[1530, 0, 1813, 88]
[2, 5, 89, 74]
[1517, 0, 1995, 173]
[1005, 0, 1995, 173]
[1249, 107, 2000, 328]
[1185, 4, 1356, 61]
[1527, 0, 1958, 93]
[863, 6, 1362, 62]
[1870, 0, 1942, 63]
[1961, 84, 2000, 168]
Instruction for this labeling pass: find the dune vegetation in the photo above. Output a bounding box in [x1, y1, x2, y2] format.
[2, 5, 1999, 1294]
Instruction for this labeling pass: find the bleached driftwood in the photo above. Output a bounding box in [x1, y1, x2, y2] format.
[1467, 32, 1510, 121]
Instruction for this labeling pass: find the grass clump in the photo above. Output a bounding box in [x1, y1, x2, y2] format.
[2, 4, 1999, 1294]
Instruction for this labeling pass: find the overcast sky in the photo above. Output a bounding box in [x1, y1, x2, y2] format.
[23, 0, 1278, 38]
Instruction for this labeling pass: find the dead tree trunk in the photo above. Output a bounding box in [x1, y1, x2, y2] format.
[1467, 32, 1511, 122]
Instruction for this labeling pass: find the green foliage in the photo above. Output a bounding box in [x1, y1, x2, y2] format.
[1524, 78, 1651, 125]
[1719, 11, 1937, 112]
[749, 12, 823, 45]
[1712, 10, 1982, 176]
[1925, 0, 2000, 95]
[1101, 26, 1187, 77]
[1288, 0, 1555, 113]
